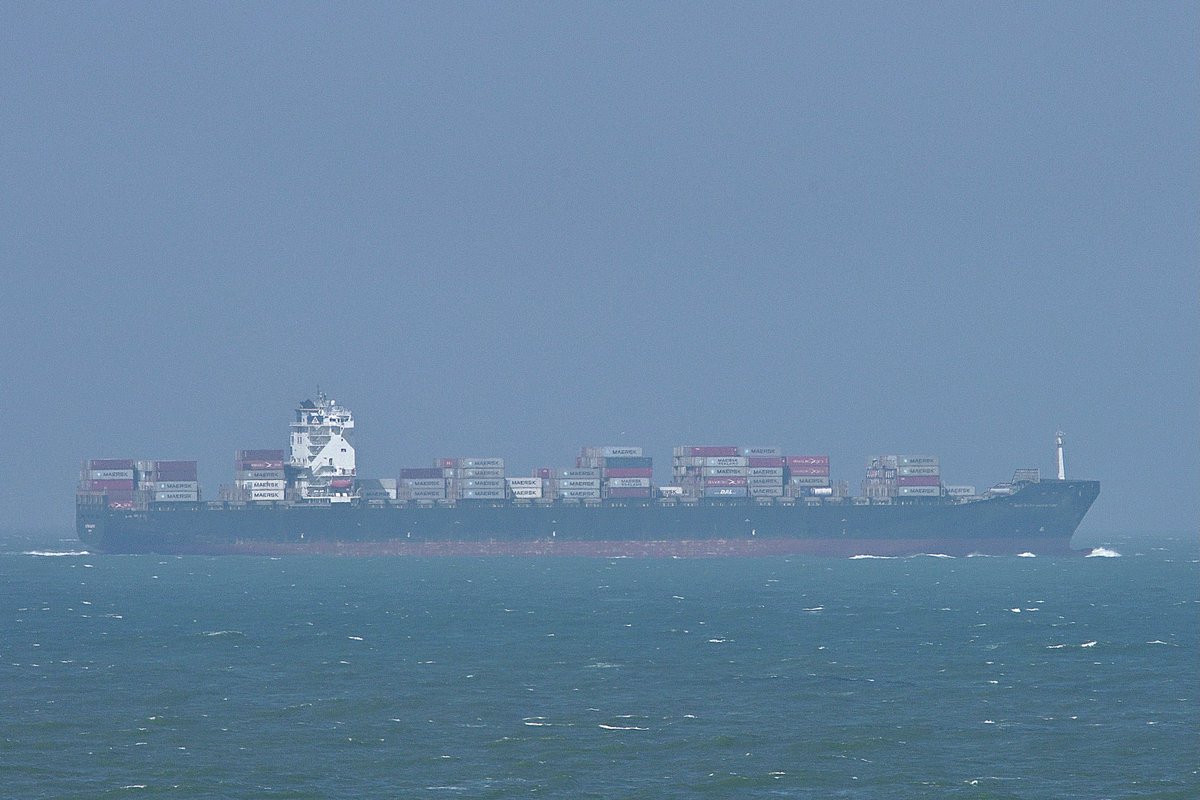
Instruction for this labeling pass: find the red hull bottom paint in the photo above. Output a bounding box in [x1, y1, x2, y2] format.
[211, 538, 1079, 558]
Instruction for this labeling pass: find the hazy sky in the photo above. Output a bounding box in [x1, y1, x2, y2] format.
[2, 3, 1196, 532]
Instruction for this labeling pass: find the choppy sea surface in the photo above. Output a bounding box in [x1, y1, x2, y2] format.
[2, 529, 1196, 799]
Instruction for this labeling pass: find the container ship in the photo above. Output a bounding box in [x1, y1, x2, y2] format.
[75, 394, 1099, 557]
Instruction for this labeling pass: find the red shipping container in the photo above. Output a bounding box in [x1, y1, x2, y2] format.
[88, 479, 135, 490]
[688, 446, 740, 457]
[155, 470, 198, 481]
[747, 456, 785, 467]
[89, 459, 134, 470]
[237, 449, 285, 461]
[437, 458, 457, 468]
[536, 468, 552, 479]
[788, 466, 830, 476]
[897, 475, 941, 487]
[787, 455, 829, 467]
[237, 460, 284, 471]
[602, 467, 653, 478]
[154, 460, 197, 471]
[702, 476, 748, 487]
[605, 487, 652, 498]
[400, 468, 444, 479]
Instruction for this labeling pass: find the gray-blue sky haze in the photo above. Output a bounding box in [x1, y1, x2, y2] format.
[2, 3, 1196, 532]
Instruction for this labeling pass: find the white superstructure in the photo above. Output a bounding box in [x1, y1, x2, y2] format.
[290, 393, 356, 502]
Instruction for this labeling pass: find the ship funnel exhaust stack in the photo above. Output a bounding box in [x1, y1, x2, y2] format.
[1055, 431, 1066, 480]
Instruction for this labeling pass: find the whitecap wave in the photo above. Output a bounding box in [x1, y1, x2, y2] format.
[850, 554, 896, 559]
[1080, 640, 1097, 648]
[913, 553, 955, 558]
[1085, 547, 1121, 558]
[598, 724, 647, 731]
[23, 550, 89, 557]
[1017, 552, 1037, 558]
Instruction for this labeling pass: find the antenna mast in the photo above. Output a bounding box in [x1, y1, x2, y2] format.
[1055, 431, 1066, 480]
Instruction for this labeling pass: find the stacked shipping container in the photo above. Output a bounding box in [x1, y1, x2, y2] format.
[80, 459, 202, 508]
[398, 467, 447, 502]
[745, 447, 785, 498]
[450, 458, 506, 500]
[786, 455, 831, 497]
[671, 447, 830, 499]
[577, 447, 652, 499]
[234, 449, 286, 502]
[138, 460, 201, 503]
[80, 459, 137, 509]
[397, 458, 509, 501]
[861, 456, 942, 498]
[672, 446, 746, 498]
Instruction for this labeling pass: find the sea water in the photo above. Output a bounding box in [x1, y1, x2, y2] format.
[2, 530, 1196, 799]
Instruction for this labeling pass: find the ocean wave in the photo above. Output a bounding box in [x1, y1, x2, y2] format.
[598, 724, 648, 731]
[22, 550, 89, 557]
[1085, 547, 1121, 558]
[849, 554, 896, 559]
[1017, 552, 1037, 558]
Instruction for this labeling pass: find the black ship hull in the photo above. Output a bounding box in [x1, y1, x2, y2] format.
[77, 480, 1099, 557]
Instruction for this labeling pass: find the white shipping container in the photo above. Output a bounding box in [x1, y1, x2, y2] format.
[401, 478, 445, 488]
[897, 486, 940, 496]
[898, 466, 940, 477]
[557, 478, 601, 489]
[457, 468, 505, 478]
[237, 470, 286, 481]
[458, 458, 504, 469]
[155, 481, 200, 491]
[658, 486, 684, 497]
[90, 469, 135, 481]
[557, 468, 601, 478]
[750, 486, 785, 497]
[897, 456, 939, 466]
[154, 491, 199, 502]
[510, 487, 543, 499]
[238, 480, 284, 491]
[702, 466, 748, 477]
[602, 446, 643, 457]
[459, 489, 506, 499]
[703, 456, 748, 467]
[507, 477, 542, 489]
[248, 489, 285, 501]
[945, 485, 977, 497]
[558, 488, 602, 499]
[743, 447, 782, 457]
[406, 488, 447, 499]
[747, 467, 784, 478]
[809, 486, 834, 496]
[360, 488, 396, 500]
[748, 476, 784, 487]
[790, 476, 831, 486]
[457, 478, 505, 489]
[606, 477, 651, 488]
